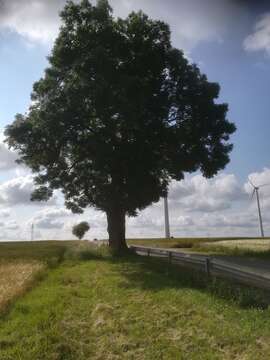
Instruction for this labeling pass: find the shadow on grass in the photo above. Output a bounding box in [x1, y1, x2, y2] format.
[90, 250, 270, 311]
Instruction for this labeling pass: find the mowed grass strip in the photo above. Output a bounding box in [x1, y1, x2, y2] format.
[1, 250, 270, 359]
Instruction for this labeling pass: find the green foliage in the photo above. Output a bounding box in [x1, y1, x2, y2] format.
[5, 0, 235, 249]
[72, 221, 90, 240]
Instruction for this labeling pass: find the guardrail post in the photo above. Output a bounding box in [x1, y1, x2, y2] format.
[147, 248, 151, 257]
[168, 251, 172, 264]
[205, 258, 211, 276]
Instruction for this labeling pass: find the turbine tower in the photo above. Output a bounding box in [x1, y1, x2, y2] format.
[164, 195, 170, 239]
[31, 223, 34, 241]
[249, 178, 270, 238]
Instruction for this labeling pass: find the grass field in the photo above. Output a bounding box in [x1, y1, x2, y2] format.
[0, 241, 270, 359]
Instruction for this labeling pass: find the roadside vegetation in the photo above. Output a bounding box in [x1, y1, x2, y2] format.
[1, 241, 270, 359]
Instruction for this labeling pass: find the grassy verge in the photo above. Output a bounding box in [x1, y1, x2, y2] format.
[1, 246, 270, 359]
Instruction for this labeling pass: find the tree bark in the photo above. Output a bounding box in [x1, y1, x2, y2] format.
[106, 207, 128, 254]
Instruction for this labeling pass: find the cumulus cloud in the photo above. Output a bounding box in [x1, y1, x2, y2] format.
[0, 143, 18, 171]
[0, 208, 10, 217]
[31, 207, 71, 229]
[126, 170, 270, 238]
[168, 174, 246, 212]
[0, 0, 65, 44]
[0, 174, 57, 206]
[0, 175, 35, 205]
[0, 219, 19, 230]
[109, 0, 235, 49]
[0, 0, 242, 50]
[244, 167, 270, 194]
[243, 13, 270, 55]
[0, 169, 269, 240]
[0, 132, 19, 171]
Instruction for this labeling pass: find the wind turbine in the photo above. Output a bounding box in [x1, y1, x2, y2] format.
[31, 223, 34, 241]
[164, 195, 170, 239]
[248, 178, 270, 238]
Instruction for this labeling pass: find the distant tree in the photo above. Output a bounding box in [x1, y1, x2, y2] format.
[5, 0, 236, 253]
[72, 221, 90, 240]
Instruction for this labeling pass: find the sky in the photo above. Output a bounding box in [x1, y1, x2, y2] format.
[0, 0, 270, 241]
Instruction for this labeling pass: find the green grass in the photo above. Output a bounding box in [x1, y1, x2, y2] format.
[1, 244, 270, 359]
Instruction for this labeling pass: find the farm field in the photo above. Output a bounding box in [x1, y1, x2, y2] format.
[0, 241, 77, 314]
[128, 236, 234, 249]
[1, 241, 270, 359]
[197, 239, 270, 252]
[128, 237, 270, 258]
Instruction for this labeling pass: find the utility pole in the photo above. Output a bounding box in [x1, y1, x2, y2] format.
[255, 187, 264, 238]
[164, 195, 170, 239]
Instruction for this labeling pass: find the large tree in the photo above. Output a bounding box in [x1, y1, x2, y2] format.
[5, 0, 236, 253]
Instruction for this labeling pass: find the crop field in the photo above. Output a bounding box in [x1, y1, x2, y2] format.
[128, 237, 270, 250]
[1, 240, 270, 359]
[0, 260, 45, 313]
[199, 239, 270, 251]
[0, 240, 77, 314]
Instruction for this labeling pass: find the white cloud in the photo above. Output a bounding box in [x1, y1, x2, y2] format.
[0, 219, 19, 230]
[0, 0, 241, 50]
[244, 13, 270, 55]
[0, 174, 57, 206]
[244, 168, 270, 195]
[0, 175, 34, 205]
[0, 169, 270, 240]
[0, 143, 18, 171]
[110, 0, 231, 50]
[0, 0, 65, 44]
[5, 220, 19, 230]
[0, 208, 10, 217]
[0, 132, 19, 171]
[168, 174, 246, 213]
[31, 207, 71, 229]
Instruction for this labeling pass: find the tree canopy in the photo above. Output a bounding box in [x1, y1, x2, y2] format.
[5, 0, 236, 252]
[72, 221, 90, 240]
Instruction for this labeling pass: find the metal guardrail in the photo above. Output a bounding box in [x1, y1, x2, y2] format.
[130, 245, 270, 291]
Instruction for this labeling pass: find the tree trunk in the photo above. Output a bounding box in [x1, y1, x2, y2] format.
[106, 207, 128, 254]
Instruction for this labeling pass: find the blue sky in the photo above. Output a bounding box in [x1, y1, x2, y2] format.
[0, 0, 270, 240]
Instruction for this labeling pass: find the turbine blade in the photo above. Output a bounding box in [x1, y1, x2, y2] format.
[251, 188, 256, 200]
[248, 177, 256, 188]
[258, 182, 270, 188]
